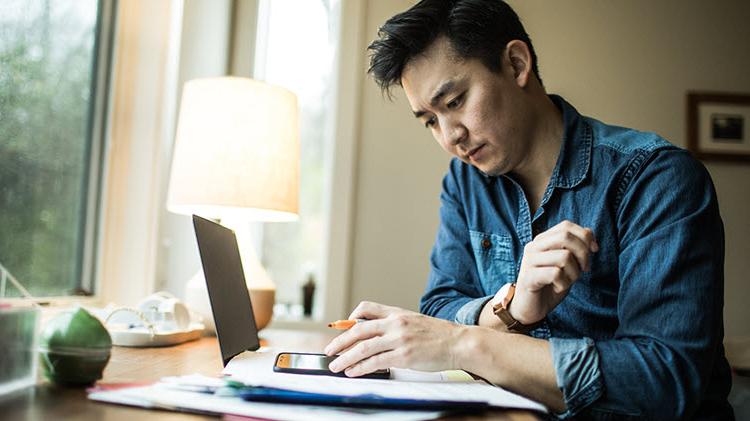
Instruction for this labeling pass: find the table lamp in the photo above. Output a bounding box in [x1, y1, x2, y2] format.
[166, 77, 299, 331]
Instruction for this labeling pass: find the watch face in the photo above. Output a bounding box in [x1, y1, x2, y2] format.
[492, 283, 527, 330]
[504, 283, 516, 305]
[491, 283, 514, 309]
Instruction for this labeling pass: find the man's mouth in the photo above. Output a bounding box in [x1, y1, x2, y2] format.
[468, 144, 485, 159]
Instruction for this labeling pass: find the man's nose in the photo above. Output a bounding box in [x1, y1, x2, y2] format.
[444, 119, 468, 147]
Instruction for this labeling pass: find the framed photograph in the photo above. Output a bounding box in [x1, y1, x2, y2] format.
[687, 92, 750, 162]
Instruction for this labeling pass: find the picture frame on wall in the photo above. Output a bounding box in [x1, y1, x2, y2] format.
[687, 92, 750, 162]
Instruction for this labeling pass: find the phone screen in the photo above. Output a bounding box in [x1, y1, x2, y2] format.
[274, 352, 390, 379]
[281, 353, 337, 370]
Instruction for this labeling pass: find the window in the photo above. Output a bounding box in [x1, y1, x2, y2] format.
[252, 0, 338, 315]
[0, 0, 113, 298]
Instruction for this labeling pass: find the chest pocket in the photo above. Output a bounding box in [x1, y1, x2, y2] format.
[469, 230, 516, 295]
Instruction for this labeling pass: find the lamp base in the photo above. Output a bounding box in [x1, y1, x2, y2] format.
[248, 288, 275, 331]
[184, 270, 275, 333]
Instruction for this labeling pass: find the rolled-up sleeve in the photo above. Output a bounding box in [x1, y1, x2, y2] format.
[550, 337, 604, 418]
[420, 160, 486, 322]
[454, 296, 493, 325]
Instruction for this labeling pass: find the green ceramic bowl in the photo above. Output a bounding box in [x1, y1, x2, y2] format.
[39, 307, 112, 386]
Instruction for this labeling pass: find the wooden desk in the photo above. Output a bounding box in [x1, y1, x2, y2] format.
[0, 329, 542, 421]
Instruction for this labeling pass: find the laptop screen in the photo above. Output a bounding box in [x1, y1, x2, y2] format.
[192, 215, 260, 366]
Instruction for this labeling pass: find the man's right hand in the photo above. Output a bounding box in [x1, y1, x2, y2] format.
[479, 220, 598, 329]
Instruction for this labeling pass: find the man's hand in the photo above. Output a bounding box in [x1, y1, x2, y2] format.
[506, 220, 598, 325]
[323, 301, 466, 377]
[325, 301, 567, 412]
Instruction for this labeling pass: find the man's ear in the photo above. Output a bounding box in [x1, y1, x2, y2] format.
[504, 40, 532, 88]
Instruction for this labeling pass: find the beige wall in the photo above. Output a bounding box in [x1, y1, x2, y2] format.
[348, 1, 446, 312]
[348, 0, 750, 338]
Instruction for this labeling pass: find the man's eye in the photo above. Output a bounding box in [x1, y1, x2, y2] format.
[424, 117, 436, 128]
[447, 93, 464, 109]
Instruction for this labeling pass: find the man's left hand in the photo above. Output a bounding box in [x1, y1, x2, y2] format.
[509, 220, 599, 325]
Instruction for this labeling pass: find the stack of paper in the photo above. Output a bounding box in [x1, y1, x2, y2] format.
[89, 381, 443, 421]
[223, 348, 546, 412]
[88, 348, 547, 420]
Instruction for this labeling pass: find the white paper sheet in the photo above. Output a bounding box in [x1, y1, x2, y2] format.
[223, 349, 547, 413]
[89, 383, 442, 421]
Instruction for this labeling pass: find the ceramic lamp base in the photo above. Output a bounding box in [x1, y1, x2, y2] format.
[248, 288, 274, 331]
[184, 270, 275, 333]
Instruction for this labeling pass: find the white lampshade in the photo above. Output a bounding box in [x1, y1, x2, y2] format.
[168, 77, 299, 331]
[167, 77, 299, 221]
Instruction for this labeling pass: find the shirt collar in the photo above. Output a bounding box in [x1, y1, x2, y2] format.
[547, 94, 592, 189]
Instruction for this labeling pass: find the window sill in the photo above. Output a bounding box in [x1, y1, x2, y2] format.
[2, 296, 104, 326]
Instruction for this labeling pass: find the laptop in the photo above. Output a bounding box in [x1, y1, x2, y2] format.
[192, 214, 260, 366]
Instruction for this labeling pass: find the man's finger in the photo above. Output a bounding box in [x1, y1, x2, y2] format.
[329, 336, 391, 373]
[541, 266, 574, 294]
[527, 249, 581, 284]
[344, 350, 397, 378]
[324, 319, 384, 356]
[558, 220, 599, 252]
[530, 232, 591, 271]
[541, 221, 599, 252]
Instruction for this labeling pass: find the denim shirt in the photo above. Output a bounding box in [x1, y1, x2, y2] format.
[420, 95, 734, 420]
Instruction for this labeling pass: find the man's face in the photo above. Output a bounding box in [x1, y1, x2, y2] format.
[401, 37, 533, 176]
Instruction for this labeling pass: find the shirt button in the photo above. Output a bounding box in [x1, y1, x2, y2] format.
[481, 239, 491, 249]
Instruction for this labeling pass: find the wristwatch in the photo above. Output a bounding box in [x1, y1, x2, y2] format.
[491, 283, 541, 333]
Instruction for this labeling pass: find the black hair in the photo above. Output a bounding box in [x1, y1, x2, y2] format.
[367, 0, 541, 96]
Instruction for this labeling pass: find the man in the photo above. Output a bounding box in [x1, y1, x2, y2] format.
[324, 0, 734, 419]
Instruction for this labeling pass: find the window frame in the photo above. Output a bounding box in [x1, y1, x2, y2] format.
[80, 0, 118, 296]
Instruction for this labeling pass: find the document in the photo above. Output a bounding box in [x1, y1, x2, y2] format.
[89, 382, 443, 421]
[223, 348, 547, 413]
[89, 348, 547, 420]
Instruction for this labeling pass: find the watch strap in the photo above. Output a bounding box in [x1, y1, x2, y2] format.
[492, 283, 541, 333]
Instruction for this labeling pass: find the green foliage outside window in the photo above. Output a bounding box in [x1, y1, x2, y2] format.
[0, 0, 101, 297]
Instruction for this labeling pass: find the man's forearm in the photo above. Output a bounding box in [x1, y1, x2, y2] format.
[454, 325, 566, 413]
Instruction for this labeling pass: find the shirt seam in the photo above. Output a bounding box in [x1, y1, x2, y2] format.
[594, 138, 668, 155]
[613, 146, 680, 220]
[613, 149, 650, 213]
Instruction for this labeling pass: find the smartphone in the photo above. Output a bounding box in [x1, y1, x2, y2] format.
[273, 352, 390, 379]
